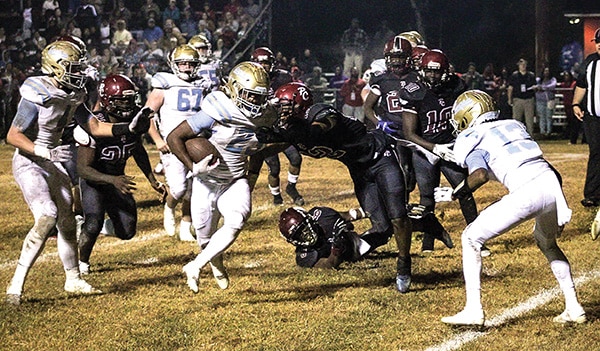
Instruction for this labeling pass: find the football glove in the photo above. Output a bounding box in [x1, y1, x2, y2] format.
[129, 107, 154, 134]
[434, 187, 454, 202]
[432, 143, 456, 163]
[34, 145, 72, 162]
[192, 155, 220, 176]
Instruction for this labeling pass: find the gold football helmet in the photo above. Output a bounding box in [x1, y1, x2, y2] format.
[41, 40, 88, 90]
[169, 44, 201, 81]
[399, 31, 425, 48]
[187, 34, 212, 64]
[451, 90, 498, 133]
[224, 61, 270, 118]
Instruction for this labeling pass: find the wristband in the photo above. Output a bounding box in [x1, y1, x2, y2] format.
[572, 103, 581, 108]
[112, 123, 130, 136]
[33, 145, 50, 159]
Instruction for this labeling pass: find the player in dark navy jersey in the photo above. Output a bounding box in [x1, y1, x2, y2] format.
[75, 74, 166, 275]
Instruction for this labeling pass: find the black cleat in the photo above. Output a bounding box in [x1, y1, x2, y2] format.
[285, 184, 304, 206]
[273, 194, 284, 205]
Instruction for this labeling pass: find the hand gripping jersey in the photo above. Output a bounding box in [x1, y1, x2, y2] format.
[454, 119, 545, 191]
[16, 76, 86, 150]
[186, 90, 274, 183]
[152, 72, 210, 138]
[281, 103, 393, 165]
[400, 74, 466, 144]
[73, 109, 142, 176]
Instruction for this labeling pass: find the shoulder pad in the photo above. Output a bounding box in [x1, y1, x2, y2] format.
[20, 77, 55, 106]
[401, 81, 427, 101]
[151, 72, 173, 89]
[73, 125, 95, 147]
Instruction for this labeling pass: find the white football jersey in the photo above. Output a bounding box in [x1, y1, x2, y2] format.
[197, 60, 221, 92]
[188, 91, 271, 183]
[152, 72, 210, 138]
[18, 76, 86, 149]
[454, 119, 546, 191]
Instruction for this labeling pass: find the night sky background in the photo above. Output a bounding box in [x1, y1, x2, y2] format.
[270, 0, 599, 75]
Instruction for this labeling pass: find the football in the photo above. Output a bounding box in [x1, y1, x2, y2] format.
[185, 137, 220, 164]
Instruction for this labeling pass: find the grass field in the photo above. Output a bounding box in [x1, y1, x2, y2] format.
[0, 140, 599, 351]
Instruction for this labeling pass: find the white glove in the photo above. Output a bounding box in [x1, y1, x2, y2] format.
[434, 187, 454, 202]
[192, 155, 220, 176]
[83, 66, 99, 81]
[195, 76, 213, 91]
[432, 143, 456, 163]
[34, 145, 72, 162]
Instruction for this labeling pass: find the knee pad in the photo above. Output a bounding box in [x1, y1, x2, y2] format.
[265, 155, 281, 177]
[83, 214, 104, 236]
[284, 148, 302, 167]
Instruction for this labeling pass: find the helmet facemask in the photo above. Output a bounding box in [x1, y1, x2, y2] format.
[279, 208, 319, 247]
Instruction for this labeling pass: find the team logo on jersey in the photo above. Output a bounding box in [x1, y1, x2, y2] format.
[439, 98, 446, 107]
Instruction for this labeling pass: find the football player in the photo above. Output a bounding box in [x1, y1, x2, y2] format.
[188, 34, 222, 91]
[278, 206, 369, 269]
[250, 46, 305, 205]
[166, 61, 274, 292]
[5, 40, 151, 305]
[437, 90, 585, 326]
[255, 82, 414, 293]
[146, 44, 216, 241]
[76, 74, 166, 275]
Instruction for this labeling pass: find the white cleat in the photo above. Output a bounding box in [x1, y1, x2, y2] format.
[591, 210, 600, 240]
[441, 308, 485, 326]
[553, 307, 587, 324]
[163, 204, 176, 236]
[182, 262, 199, 293]
[64, 278, 102, 295]
[79, 261, 90, 275]
[179, 220, 196, 242]
[5, 293, 21, 306]
[209, 256, 229, 290]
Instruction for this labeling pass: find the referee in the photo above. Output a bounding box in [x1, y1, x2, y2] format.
[573, 28, 600, 208]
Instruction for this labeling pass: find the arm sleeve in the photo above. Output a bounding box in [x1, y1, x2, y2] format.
[11, 98, 39, 131]
[186, 110, 215, 135]
[464, 148, 490, 174]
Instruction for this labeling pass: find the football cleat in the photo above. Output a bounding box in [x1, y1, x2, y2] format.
[285, 183, 304, 206]
[5, 293, 21, 306]
[182, 262, 199, 293]
[273, 194, 284, 205]
[163, 204, 176, 236]
[591, 209, 600, 241]
[209, 256, 229, 290]
[64, 278, 102, 294]
[421, 232, 434, 253]
[179, 220, 196, 242]
[395, 274, 411, 293]
[553, 307, 586, 324]
[440, 230, 454, 249]
[441, 308, 485, 326]
[480, 244, 491, 257]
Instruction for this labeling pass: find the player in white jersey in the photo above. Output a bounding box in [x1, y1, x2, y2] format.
[146, 44, 218, 241]
[434, 90, 585, 326]
[188, 34, 222, 93]
[5, 40, 151, 305]
[166, 61, 272, 292]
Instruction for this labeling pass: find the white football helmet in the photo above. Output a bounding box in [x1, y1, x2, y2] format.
[41, 40, 88, 90]
[224, 61, 270, 118]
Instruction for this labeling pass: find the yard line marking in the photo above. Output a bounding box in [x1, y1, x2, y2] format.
[422, 269, 600, 351]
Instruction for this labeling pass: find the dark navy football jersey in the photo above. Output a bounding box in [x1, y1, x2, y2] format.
[85, 110, 143, 176]
[282, 103, 392, 165]
[400, 74, 466, 144]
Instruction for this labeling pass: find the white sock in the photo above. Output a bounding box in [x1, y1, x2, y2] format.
[7, 264, 29, 295]
[358, 239, 371, 256]
[462, 234, 483, 311]
[287, 172, 299, 183]
[550, 260, 580, 311]
[269, 185, 281, 196]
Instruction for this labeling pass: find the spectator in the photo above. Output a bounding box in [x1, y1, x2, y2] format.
[32, 31, 47, 51]
[572, 27, 600, 208]
[43, 17, 61, 42]
[162, 0, 181, 27]
[244, 0, 261, 18]
[99, 46, 119, 78]
[560, 71, 584, 144]
[158, 22, 185, 53]
[340, 18, 368, 77]
[297, 48, 320, 79]
[111, 19, 133, 48]
[74, 0, 100, 33]
[179, 8, 198, 40]
[142, 17, 164, 48]
[212, 37, 224, 59]
[305, 66, 328, 103]
[290, 65, 302, 82]
[535, 66, 557, 137]
[369, 20, 394, 64]
[328, 65, 347, 109]
[462, 62, 484, 90]
[497, 65, 512, 120]
[223, 11, 239, 33]
[122, 38, 144, 75]
[481, 63, 498, 98]
[196, 20, 212, 44]
[507, 58, 536, 136]
[110, 0, 132, 27]
[99, 16, 111, 48]
[222, 0, 240, 16]
[66, 20, 82, 39]
[42, 0, 60, 14]
[201, 2, 217, 24]
[141, 0, 161, 25]
[339, 66, 366, 122]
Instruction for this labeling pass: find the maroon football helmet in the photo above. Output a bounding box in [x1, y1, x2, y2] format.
[410, 45, 429, 70]
[384, 36, 412, 75]
[274, 82, 314, 124]
[420, 49, 450, 89]
[99, 74, 139, 118]
[251, 47, 275, 72]
[279, 207, 319, 247]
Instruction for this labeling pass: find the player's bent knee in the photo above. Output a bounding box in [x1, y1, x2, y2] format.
[35, 215, 57, 236]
